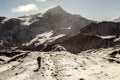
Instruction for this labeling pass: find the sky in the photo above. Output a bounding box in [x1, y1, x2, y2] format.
[0, 0, 120, 21]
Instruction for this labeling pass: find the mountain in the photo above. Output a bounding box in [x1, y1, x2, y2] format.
[80, 22, 120, 36]
[1, 6, 120, 53]
[1, 6, 120, 80]
[113, 17, 120, 22]
[0, 6, 92, 50]
[45, 22, 120, 53]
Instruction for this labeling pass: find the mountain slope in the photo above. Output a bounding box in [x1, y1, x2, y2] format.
[0, 6, 92, 50]
[80, 22, 120, 36]
[45, 22, 120, 53]
[1, 47, 120, 80]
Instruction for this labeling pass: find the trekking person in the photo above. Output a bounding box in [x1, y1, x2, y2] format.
[37, 57, 41, 69]
[34, 57, 41, 72]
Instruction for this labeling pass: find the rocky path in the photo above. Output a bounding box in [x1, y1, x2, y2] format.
[0, 48, 120, 80]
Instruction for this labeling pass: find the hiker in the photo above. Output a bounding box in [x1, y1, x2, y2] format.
[34, 57, 41, 72]
[37, 57, 41, 69]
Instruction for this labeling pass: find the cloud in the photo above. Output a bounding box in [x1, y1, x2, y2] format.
[12, 4, 38, 13]
[35, 0, 46, 2]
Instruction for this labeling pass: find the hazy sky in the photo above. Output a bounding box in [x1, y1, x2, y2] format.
[0, 0, 120, 21]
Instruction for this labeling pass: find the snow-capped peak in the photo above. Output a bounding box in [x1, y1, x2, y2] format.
[42, 5, 67, 16]
[113, 17, 120, 22]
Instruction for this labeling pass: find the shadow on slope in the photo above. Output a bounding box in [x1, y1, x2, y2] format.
[43, 21, 120, 54]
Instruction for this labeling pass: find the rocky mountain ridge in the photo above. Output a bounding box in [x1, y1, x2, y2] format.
[0, 6, 92, 51]
[44, 22, 120, 53]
